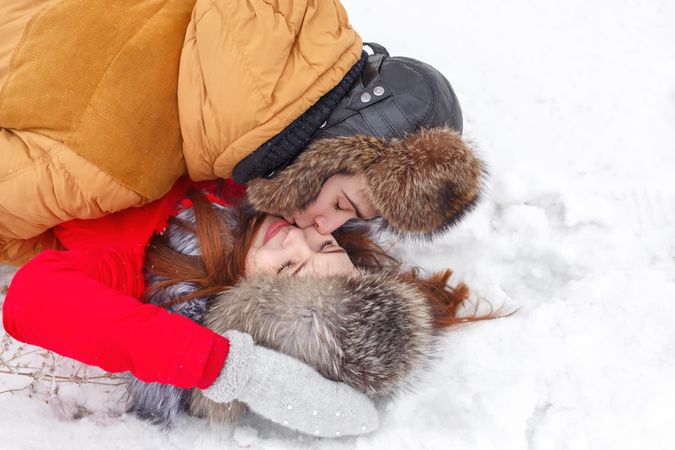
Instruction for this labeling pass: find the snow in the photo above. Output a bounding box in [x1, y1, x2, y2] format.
[2, 0, 674, 448]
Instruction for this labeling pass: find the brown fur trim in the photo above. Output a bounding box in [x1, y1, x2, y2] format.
[246, 134, 381, 213]
[246, 127, 485, 236]
[364, 128, 485, 235]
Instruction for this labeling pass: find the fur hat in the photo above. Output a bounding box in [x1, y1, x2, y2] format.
[189, 269, 435, 424]
[125, 206, 436, 428]
[245, 44, 485, 237]
[246, 127, 486, 237]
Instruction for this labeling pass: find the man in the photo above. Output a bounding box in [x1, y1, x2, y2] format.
[245, 44, 484, 237]
[0, 2, 481, 265]
[0, 0, 363, 264]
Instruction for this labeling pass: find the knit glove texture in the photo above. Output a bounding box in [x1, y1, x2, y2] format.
[200, 330, 378, 437]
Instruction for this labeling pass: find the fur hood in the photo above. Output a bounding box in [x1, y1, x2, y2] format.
[125, 205, 437, 428]
[246, 127, 486, 238]
[200, 271, 433, 396]
[189, 270, 435, 424]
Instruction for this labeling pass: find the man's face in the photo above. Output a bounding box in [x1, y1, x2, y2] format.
[284, 173, 379, 234]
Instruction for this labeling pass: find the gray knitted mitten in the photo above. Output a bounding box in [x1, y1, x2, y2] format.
[200, 330, 378, 437]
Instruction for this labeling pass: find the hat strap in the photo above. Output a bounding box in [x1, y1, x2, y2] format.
[364, 42, 390, 57]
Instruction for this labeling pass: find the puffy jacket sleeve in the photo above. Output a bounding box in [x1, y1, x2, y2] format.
[2, 247, 229, 389]
[0, 230, 61, 267]
[0, 128, 145, 266]
[1, 179, 230, 389]
[178, 0, 363, 180]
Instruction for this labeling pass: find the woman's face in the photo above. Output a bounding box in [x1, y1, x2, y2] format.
[245, 215, 356, 277]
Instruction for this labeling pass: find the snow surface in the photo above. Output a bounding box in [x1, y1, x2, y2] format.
[2, 0, 674, 448]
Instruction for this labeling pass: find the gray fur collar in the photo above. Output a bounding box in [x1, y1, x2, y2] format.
[124, 206, 228, 428]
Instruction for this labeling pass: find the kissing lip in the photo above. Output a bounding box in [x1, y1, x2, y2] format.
[263, 219, 291, 245]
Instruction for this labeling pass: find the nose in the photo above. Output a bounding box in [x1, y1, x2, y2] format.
[292, 213, 315, 229]
[313, 214, 348, 235]
[313, 217, 330, 235]
[281, 227, 312, 255]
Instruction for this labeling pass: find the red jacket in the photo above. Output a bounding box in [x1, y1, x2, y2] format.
[2, 178, 246, 389]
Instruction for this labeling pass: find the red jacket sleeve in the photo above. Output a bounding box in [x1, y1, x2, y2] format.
[2, 177, 231, 389]
[53, 177, 193, 252]
[2, 246, 229, 389]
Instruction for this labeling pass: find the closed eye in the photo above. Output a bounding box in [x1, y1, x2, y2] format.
[319, 239, 336, 251]
[334, 199, 350, 212]
[286, 246, 348, 276]
[341, 190, 365, 220]
[276, 259, 294, 274]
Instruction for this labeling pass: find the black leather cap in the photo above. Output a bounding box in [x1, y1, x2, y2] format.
[312, 43, 463, 141]
[232, 53, 368, 184]
[233, 44, 463, 183]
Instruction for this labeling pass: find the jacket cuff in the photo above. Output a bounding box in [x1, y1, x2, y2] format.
[195, 332, 230, 389]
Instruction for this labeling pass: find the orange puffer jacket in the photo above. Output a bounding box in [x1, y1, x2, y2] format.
[0, 0, 362, 265]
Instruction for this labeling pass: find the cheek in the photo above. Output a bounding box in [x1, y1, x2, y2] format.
[337, 256, 356, 272]
[295, 198, 325, 222]
[244, 254, 256, 276]
[245, 249, 283, 276]
[244, 249, 264, 276]
[322, 256, 356, 275]
[311, 194, 336, 216]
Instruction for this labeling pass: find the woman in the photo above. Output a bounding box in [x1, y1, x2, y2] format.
[128, 187, 495, 433]
[2, 178, 376, 437]
[2, 177, 494, 437]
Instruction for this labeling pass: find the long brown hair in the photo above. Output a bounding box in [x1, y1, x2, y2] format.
[143, 190, 266, 307]
[144, 190, 503, 327]
[331, 223, 503, 328]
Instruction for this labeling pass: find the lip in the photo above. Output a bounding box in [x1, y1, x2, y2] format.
[263, 219, 291, 245]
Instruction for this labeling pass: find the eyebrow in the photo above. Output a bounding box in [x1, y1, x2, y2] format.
[291, 248, 347, 276]
[342, 190, 366, 220]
